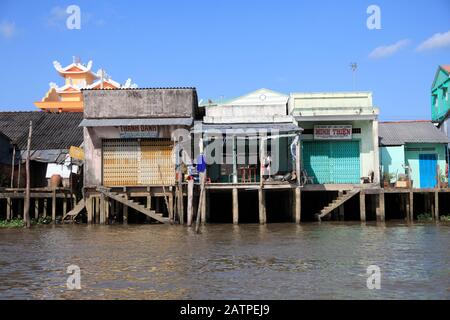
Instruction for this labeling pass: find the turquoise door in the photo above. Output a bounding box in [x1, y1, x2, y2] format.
[419, 154, 437, 188]
[302, 141, 360, 184]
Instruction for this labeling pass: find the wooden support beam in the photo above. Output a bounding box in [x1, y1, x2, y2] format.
[295, 187, 301, 224]
[404, 194, 410, 221]
[201, 188, 206, 225]
[43, 199, 47, 217]
[34, 199, 39, 219]
[187, 179, 194, 226]
[105, 197, 110, 224]
[258, 188, 266, 224]
[434, 190, 439, 221]
[63, 195, 67, 217]
[100, 194, 105, 224]
[123, 194, 128, 224]
[168, 192, 174, 223]
[359, 191, 366, 222]
[52, 189, 56, 223]
[338, 191, 345, 221]
[87, 196, 93, 224]
[6, 197, 11, 220]
[409, 191, 414, 221]
[146, 194, 151, 209]
[95, 197, 100, 224]
[232, 188, 239, 224]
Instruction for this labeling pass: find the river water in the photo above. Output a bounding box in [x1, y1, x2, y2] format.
[0, 222, 449, 299]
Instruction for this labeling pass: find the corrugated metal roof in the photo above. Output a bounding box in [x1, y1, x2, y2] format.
[379, 121, 450, 146]
[0, 112, 83, 150]
[80, 117, 193, 127]
[81, 87, 196, 91]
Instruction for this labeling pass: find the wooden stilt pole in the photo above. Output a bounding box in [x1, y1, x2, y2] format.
[232, 188, 239, 224]
[52, 188, 56, 224]
[123, 194, 128, 224]
[34, 199, 39, 220]
[409, 191, 414, 221]
[100, 194, 105, 224]
[195, 172, 206, 233]
[187, 179, 194, 226]
[6, 197, 11, 220]
[86, 196, 93, 224]
[43, 198, 47, 218]
[95, 196, 100, 224]
[434, 190, 439, 221]
[105, 198, 110, 224]
[23, 121, 32, 228]
[10, 146, 15, 188]
[63, 194, 67, 217]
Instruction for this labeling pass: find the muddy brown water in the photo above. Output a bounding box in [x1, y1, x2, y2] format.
[0, 222, 449, 299]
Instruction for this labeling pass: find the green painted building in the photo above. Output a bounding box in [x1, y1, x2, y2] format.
[379, 121, 449, 188]
[431, 65, 450, 123]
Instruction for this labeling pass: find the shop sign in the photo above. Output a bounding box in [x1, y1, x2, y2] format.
[314, 125, 352, 140]
[118, 125, 158, 138]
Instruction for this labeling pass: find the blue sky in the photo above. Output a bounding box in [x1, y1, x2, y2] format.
[0, 0, 449, 120]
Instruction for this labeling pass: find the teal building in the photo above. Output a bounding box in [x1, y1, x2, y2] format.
[379, 121, 449, 188]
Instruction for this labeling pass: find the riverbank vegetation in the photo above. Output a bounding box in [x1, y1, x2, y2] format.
[0, 217, 52, 228]
[417, 213, 433, 221]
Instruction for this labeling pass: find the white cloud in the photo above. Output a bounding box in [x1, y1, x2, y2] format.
[0, 21, 16, 39]
[47, 6, 68, 28]
[47, 6, 106, 29]
[416, 30, 450, 52]
[369, 39, 411, 59]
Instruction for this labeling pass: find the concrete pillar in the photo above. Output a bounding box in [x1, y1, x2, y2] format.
[258, 188, 266, 224]
[295, 187, 301, 224]
[376, 191, 385, 222]
[359, 191, 366, 222]
[232, 188, 239, 224]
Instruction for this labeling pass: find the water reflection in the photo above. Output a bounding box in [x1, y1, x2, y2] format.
[0, 222, 449, 299]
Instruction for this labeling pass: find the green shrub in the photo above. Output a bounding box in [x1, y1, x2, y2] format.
[417, 213, 433, 221]
[0, 218, 25, 228]
[440, 215, 450, 222]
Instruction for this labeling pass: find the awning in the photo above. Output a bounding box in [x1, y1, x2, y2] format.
[295, 115, 377, 121]
[80, 117, 193, 127]
[192, 122, 302, 135]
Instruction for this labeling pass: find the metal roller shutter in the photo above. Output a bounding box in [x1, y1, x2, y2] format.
[302, 141, 360, 184]
[102, 139, 175, 186]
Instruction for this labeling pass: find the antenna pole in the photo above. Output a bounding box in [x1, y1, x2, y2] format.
[350, 63, 358, 90]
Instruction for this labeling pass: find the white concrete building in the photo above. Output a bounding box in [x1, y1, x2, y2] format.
[289, 92, 380, 185]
